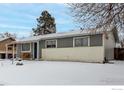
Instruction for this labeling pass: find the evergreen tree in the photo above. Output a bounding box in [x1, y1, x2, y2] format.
[32, 10, 56, 36]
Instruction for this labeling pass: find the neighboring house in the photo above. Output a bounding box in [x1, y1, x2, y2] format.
[8, 27, 119, 63]
[0, 37, 16, 59]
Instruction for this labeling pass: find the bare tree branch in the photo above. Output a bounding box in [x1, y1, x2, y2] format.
[68, 3, 124, 40]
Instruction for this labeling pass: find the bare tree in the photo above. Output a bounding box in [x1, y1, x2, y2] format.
[0, 32, 16, 38]
[69, 3, 124, 39]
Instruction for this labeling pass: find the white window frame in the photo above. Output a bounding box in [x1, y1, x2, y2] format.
[21, 43, 31, 52]
[73, 36, 90, 47]
[45, 39, 57, 48]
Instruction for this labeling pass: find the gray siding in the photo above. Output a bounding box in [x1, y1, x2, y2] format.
[31, 43, 33, 59]
[57, 37, 73, 48]
[41, 34, 103, 49]
[0, 54, 1, 59]
[16, 44, 21, 58]
[40, 40, 45, 48]
[16, 43, 33, 59]
[39, 40, 45, 58]
[90, 34, 102, 46]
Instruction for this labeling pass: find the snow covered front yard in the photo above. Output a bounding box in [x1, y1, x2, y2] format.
[0, 60, 124, 85]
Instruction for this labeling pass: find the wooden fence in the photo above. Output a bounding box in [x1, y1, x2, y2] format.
[114, 48, 124, 60]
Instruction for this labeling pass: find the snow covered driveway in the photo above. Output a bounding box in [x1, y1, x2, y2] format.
[0, 60, 124, 85]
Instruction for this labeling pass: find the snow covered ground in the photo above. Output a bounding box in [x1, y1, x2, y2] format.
[0, 59, 124, 85]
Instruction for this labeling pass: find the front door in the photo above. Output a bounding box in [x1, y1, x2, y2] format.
[34, 42, 37, 59]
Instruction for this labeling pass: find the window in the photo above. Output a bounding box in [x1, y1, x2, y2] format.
[57, 38, 73, 48]
[8, 47, 12, 50]
[74, 37, 88, 47]
[21, 43, 30, 51]
[46, 40, 56, 48]
[90, 35, 102, 46]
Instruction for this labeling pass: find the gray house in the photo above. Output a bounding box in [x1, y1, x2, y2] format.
[7, 27, 119, 63]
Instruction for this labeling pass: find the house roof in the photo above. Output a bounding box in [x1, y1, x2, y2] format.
[10, 26, 119, 44]
[15, 29, 104, 43]
[0, 37, 15, 42]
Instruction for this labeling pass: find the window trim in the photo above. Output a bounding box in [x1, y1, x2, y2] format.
[21, 43, 31, 52]
[45, 39, 57, 48]
[90, 35, 103, 46]
[73, 36, 90, 47]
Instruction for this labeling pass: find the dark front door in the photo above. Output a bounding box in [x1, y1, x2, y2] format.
[34, 42, 37, 59]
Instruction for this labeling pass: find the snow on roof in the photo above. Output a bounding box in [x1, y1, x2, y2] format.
[0, 37, 15, 42]
[16, 27, 115, 43]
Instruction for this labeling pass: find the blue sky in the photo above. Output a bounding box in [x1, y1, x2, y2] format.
[0, 3, 78, 38]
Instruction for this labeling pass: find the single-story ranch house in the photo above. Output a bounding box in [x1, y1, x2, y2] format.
[7, 27, 119, 63]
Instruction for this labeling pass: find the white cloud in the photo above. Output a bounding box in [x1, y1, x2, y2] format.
[0, 23, 31, 30]
[0, 29, 32, 38]
[0, 4, 37, 20]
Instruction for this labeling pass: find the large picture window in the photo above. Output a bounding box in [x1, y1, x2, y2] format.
[21, 43, 30, 51]
[90, 35, 102, 46]
[46, 40, 56, 48]
[74, 37, 88, 47]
